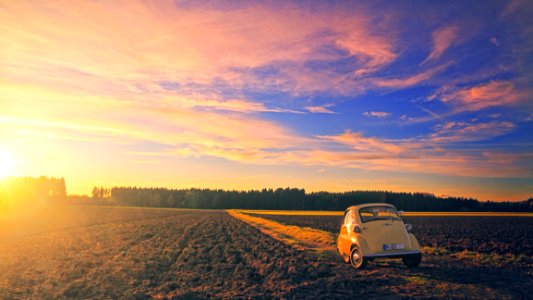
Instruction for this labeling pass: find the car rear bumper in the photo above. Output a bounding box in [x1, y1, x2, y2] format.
[364, 250, 421, 258]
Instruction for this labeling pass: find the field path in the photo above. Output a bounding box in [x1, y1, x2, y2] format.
[227, 210, 336, 252]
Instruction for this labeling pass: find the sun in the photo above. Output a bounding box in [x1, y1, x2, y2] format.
[0, 148, 16, 179]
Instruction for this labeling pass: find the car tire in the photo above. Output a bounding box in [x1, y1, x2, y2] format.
[350, 246, 367, 269]
[402, 253, 422, 268]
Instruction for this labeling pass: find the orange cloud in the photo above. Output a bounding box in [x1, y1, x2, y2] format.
[335, 32, 397, 75]
[302, 127, 528, 178]
[0, 1, 397, 97]
[436, 81, 522, 111]
[421, 25, 458, 64]
[166, 97, 302, 113]
[429, 121, 515, 143]
[372, 64, 448, 88]
[261, 147, 530, 179]
[305, 106, 336, 114]
[317, 130, 404, 153]
[0, 81, 307, 158]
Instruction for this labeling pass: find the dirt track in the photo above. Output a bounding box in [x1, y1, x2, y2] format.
[0, 207, 531, 299]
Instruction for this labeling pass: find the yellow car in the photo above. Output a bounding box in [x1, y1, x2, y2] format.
[337, 203, 422, 269]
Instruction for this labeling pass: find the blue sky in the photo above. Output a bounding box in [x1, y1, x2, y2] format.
[0, 0, 531, 200]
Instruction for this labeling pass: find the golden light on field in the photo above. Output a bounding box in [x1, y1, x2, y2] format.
[0, 148, 16, 179]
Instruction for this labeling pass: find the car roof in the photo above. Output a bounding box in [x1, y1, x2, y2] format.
[345, 203, 396, 212]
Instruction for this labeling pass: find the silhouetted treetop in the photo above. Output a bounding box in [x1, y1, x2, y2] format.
[77, 186, 532, 212]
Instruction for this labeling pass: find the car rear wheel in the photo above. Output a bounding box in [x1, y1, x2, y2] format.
[402, 253, 422, 268]
[350, 246, 367, 269]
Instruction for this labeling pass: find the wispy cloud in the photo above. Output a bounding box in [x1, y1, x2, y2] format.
[421, 25, 459, 65]
[305, 121, 527, 178]
[0, 81, 309, 157]
[169, 97, 302, 114]
[429, 121, 515, 143]
[362, 111, 391, 118]
[305, 105, 337, 114]
[335, 32, 397, 76]
[372, 64, 449, 89]
[434, 81, 522, 112]
[317, 130, 404, 153]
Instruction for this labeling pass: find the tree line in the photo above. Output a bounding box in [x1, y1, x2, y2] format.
[0, 176, 67, 212]
[3, 176, 529, 212]
[85, 186, 533, 212]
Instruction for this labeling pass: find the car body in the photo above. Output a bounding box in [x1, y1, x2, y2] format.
[337, 203, 422, 269]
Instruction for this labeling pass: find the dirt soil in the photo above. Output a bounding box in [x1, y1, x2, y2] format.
[0, 207, 531, 299]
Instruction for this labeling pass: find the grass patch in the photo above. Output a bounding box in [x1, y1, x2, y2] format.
[406, 275, 431, 284]
[227, 210, 336, 252]
[422, 246, 532, 267]
[451, 250, 531, 266]
[421, 246, 450, 256]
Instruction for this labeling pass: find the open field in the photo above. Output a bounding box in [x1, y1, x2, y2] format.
[245, 212, 533, 258]
[0, 205, 185, 241]
[0, 206, 532, 299]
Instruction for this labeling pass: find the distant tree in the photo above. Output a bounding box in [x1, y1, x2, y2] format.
[0, 176, 69, 210]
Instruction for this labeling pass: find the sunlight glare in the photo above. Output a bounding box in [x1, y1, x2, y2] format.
[0, 148, 15, 179]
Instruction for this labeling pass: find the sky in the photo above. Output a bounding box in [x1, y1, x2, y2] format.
[1, 0, 532, 201]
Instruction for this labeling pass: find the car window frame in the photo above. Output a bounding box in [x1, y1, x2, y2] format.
[343, 210, 352, 225]
[358, 206, 400, 223]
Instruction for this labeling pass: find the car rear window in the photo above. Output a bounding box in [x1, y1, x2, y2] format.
[359, 206, 400, 223]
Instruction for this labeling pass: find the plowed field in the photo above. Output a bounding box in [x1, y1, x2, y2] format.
[0, 206, 531, 299]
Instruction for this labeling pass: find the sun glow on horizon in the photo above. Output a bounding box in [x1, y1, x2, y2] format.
[0, 148, 16, 179]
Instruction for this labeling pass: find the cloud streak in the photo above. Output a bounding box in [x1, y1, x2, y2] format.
[306, 105, 337, 114]
[434, 81, 522, 112]
[372, 64, 449, 89]
[429, 121, 515, 143]
[421, 25, 459, 65]
[362, 111, 391, 118]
